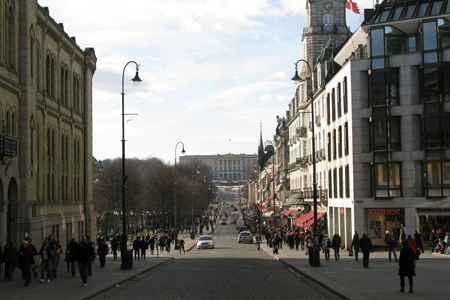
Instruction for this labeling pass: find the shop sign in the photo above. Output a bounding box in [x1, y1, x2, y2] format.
[368, 208, 401, 216]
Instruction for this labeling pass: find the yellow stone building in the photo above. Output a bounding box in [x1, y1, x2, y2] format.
[0, 0, 96, 247]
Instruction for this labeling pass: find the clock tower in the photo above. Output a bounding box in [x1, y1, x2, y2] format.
[301, 0, 350, 72]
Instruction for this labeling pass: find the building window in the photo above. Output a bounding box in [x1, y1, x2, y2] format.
[344, 122, 349, 156]
[328, 170, 332, 198]
[423, 155, 450, 197]
[327, 93, 331, 125]
[327, 132, 332, 162]
[338, 126, 342, 158]
[369, 69, 399, 107]
[331, 88, 336, 122]
[332, 129, 337, 160]
[371, 112, 401, 152]
[345, 165, 350, 198]
[419, 66, 449, 103]
[343, 77, 348, 114]
[339, 167, 343, 198]
[337, 83, 341, 118]
[373, 163, 401, 198]
[421, 102, 449, 149]
[333, 168, 338, 198]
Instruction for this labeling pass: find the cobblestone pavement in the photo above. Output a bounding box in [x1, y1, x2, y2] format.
[93, 224, 342, 300]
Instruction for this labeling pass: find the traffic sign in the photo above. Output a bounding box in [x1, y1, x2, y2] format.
[272, 219, 278, 225]
[152, 221, 161, 229]
[193, 209, 197, 215]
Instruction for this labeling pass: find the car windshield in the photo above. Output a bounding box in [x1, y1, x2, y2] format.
[199, 236, 212, 241]
[240, 233, 250, 236]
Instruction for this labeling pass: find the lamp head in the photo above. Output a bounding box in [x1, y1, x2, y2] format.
[291, 69, 302, 86]
[131, 71, 142, 86]
[181, 147, 186, 155]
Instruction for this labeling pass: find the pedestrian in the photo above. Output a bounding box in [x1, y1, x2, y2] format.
[272, 235, 279, 255]
[65, 238, 78, 276]
[39, 240, 53, 282]
[383, 230, 390, 251]
[75, 236, 95, 286]
[414, 230, 424, 254]
[351, 231, 360, 261]
[166, 235, 172, 253]
[133, 236, 140, 260]
[359, 231, 373, 268]
[139, 236, 148, 260]
[179, 237, 186, 253]
[388, 231, 398, 262]
[159, 235, 165, 253]
[307, 238, 314, 266]
[398, 240, 415, 293]
[48, 234, 62, 279]
[399, 228, 406, 243]
[294, 231, 300, 251]
[300, 233, 305, 250]
[256, 233, 261, 252]
[322, 234, 332, 261]
[110, 237, 118, 260]
[429, 229, 437, 253]
[86, 236, 95, 276]
[97, 239, 109, 267]
[17, 240, 35, 287]
[3, 240, 17, 281]
[149, 235, 156, 255]
[332, 233, 341, 260]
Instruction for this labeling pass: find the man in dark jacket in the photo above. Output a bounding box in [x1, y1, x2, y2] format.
[17, 241, 35, 287]
[66, 238, 78, 276]
[75, 236, 95, 286]
[133, 236, 141, 260]
[4, 240, 17, 281]
[110, 237, 119, 260]
[413, 230, 424, 254]
[429, 229, 437, 253]
[359, 231, 373, 268]
[139, 237, 148, 260]
[97, 239, 109, 267]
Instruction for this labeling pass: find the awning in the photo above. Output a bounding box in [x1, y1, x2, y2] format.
[269, 193, 277, 200]
[305, 213, 325, 228]
[257, 204, 266, 212]
[284, 209, 297, 217]
[294, 212, 314, 224]
[283, 193, 305, 207]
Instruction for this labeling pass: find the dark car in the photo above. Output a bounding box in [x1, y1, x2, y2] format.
[238, 226, 248, 233]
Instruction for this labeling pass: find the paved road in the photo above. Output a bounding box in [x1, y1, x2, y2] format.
[93, 186, 341, 300]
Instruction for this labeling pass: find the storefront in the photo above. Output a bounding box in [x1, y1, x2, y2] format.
[365, 208, 405, 245]
[417, 209, 450, 245]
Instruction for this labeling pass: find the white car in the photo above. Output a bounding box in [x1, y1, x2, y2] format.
[238, 231, 253, 244]
[197, 235, 215, 249]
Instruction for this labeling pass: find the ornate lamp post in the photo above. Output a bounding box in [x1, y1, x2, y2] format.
[121, 61, 142, 270]
[291, 59, 320, 267]
[174, 142, 186, 249]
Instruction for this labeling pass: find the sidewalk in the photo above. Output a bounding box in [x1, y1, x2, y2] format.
[0, 237, 198, 300]
[261, 242, 449, 300]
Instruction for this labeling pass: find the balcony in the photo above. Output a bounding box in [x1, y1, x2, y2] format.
[0, 134, 18, 162]
[296, 126, 307, 137]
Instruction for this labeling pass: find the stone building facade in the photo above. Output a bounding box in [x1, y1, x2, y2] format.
[0, 0, 96, 247]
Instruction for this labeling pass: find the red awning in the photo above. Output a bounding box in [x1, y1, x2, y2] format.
[284, 209, 296, 217]
[305, 213, 325, 228]
[294, 212, 314, 224]
[269, 193, 277, 200]
[257, 204, 266, 212]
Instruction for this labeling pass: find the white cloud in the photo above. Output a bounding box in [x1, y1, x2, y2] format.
[259, 95, 273, 103]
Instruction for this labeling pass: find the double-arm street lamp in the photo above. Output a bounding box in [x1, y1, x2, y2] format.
[291, 59, 320, 267]
[191, 166, 200, 239]
[121, 61, 142, 270]
[174, 142, 186, 249]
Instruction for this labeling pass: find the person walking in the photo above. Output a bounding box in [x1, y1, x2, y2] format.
[256, 233, 261, 252]
[359, 231, 373, 268]
[75, 236, 95, 286]
[133, 236, 140, 260]
[4, 240, 17, 281]
[97, 239, 109, 267]
[17, 240, 35, 287]
[398, 240, 415, 293]
[39, 240, 53, 282]
[140, 236, 148, 260]
[307, 238, 314, 266]
[388, 231, 398, 262]
[294, 231, 300, 251]
[166, 235, 172, 253]
[322, 234, 332, 261]
[149, 235, 156, 255]
[351, 231, 360, 261]
[332, 233, 341, 260]
[429, 229, 437, 253]
[110, 237, 119, 260]
[66, 238, 78, 276]
[384, 230, 390, 251]
[414, 230, 424, 254]
[179, 237, 186, 253]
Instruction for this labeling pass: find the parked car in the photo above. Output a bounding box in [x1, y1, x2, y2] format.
[197, 235, 215, 249]
[221, 219, 227, 225]
[238, 231, 253, 244]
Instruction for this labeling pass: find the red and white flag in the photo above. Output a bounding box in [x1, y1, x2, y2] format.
[345, 0, 360, 14]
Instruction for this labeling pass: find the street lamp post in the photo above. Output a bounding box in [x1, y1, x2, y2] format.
[291, 59, 320, 267]
[191, 166, 200, 239]
[174, 142, 186, 250]
[121, 61, 142, 270]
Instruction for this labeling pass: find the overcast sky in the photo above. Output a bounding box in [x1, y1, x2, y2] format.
[38, 0, 372, 164]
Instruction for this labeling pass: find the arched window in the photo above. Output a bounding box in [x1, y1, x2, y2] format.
[6, 4, 15, 68]
[323, 14, 333, 25]
[46, 55, 51, 95]
[11, 110, 15, 136]
[60, 66, 65, 104]
[47, 127, 51, 157]
[51, 58, 55, 97]
[6, 111, 10, 134]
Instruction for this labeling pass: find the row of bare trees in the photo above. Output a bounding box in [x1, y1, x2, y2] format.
[93, 157, 217, 235]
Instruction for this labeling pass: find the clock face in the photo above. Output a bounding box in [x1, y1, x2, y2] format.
[324, 1, 332, 10]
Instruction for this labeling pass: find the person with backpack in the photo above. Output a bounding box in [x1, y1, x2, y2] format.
[332, 233, 342, 260]
[322, 234, 332, 261]
[39, 240, 53, 282]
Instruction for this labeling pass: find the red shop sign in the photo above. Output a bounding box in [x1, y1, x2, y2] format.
[368, 209, 401, 216]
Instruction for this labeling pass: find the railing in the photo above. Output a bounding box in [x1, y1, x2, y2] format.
[0, 134, 18, 157]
